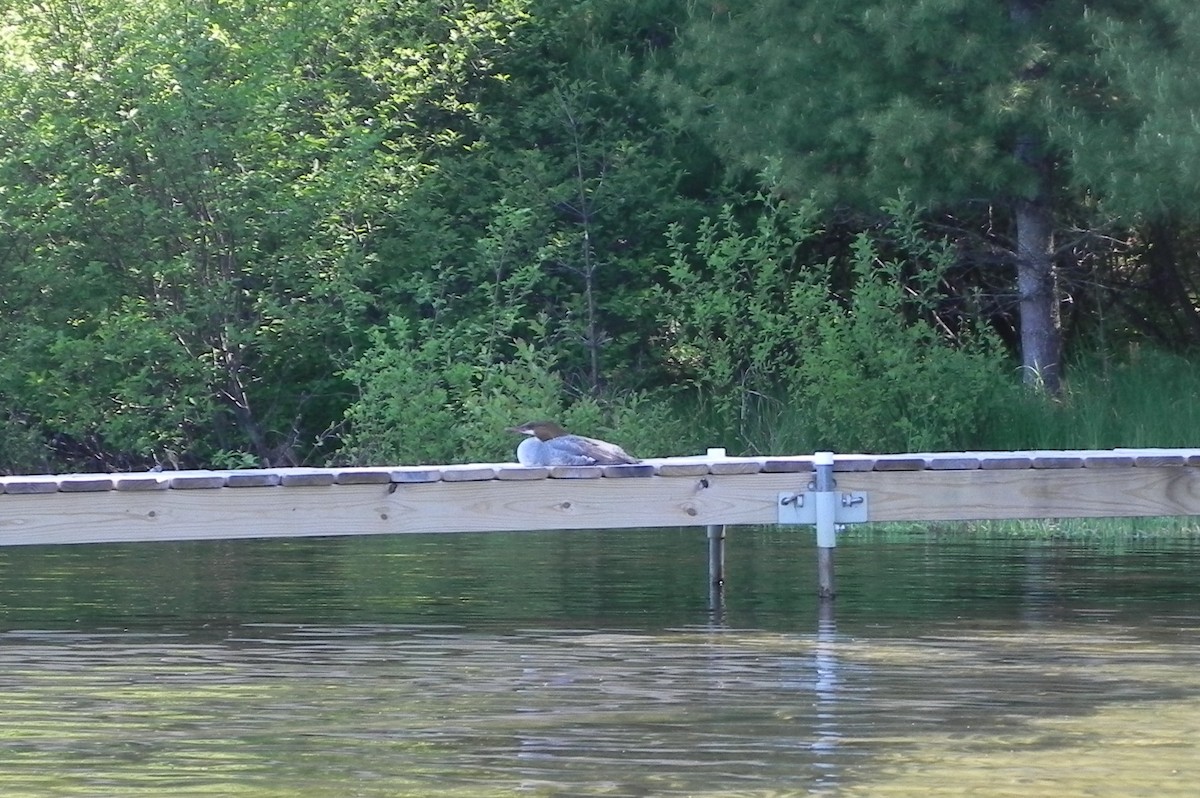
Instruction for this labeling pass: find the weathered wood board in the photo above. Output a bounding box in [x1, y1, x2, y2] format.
[2, 450, 1200, 546]
[835, 466, 1200, 522]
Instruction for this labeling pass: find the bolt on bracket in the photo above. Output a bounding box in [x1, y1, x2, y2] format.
[777, 490, 869, 525]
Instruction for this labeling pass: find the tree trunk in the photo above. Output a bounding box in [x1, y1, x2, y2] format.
[1008, 0, 1062, 395]
[1014, 197, 1061, 394]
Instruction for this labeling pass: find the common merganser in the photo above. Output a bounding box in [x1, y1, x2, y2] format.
[506, 421, 640, 466]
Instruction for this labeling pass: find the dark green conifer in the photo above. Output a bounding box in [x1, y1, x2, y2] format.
[670, 0, 1200, 394]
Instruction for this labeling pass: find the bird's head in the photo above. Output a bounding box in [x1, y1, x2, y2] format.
[506, 421, 568, 441]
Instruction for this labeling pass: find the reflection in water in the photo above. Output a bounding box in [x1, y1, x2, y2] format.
[812, 600, 841, 793]
[0, 529, 1198, 796]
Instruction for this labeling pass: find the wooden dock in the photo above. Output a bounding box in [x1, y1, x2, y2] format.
[3, 448, 1200, 547]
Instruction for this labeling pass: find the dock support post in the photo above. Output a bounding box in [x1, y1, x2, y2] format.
[814, 451, 837, 600]
[705, 447, 729, 612]
[707, 523, 726, 583]
[707, 523, 726, 612]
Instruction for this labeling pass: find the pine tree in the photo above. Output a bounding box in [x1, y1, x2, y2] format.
[671, 0, 1200, 394]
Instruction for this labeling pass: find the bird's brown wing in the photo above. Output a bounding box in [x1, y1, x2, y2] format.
[574, 435, 640, 465]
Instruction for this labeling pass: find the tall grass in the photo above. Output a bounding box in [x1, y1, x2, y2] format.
[848, 516, 1200, 541]
[977, 347, 1200, 451]
[749, 346, 1200, 539]
[688, 347, 1200, 457]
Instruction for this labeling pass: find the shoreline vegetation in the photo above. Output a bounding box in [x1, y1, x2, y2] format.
[2, 2, 1199, 488]
[848, 518, 1200, 541]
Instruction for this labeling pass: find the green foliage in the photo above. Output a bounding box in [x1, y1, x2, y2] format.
[332, 0, 714, 462]
[666, 0, 1200, 396]
[0, 413, 50, 476]
[369, 55, 709, 394]
[981, 347, 1200, 450]
[660, 196, 1012, 453]
[668, 0, 1200, 211]
[0, 0, 539, 469]
[339, 317, 558, 464]
[36, 301, 215, 458]
[666, 0, 1015, 204]
[1057, 4, 1200, 215]
[2, 0, 1199, 472]
[340, 314, 688, 464]
[208, 449, 263, 471]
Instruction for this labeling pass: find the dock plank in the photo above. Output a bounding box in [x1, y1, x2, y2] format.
[924, 455, 982, 470]
[58, 475, 116, 492]
[833, 466, 1200, 522]
[654, 462, 713, 477]
[708, 459, 765, 475]
[2, 476, 64, 494]
[761, 457, 815, 473]
[7, 449, 1200, 547]
[1031, 454, 1084, 469]
[495, 466, 551, 481]
[113, 474, 171, 491]
[439, 464, 499, 482]
[1133, 454, 1186, 467]
[169, 473, 229, 489]
[979, 455, 1033, 470]
[871, 457, 928, 471]
[601, 464, 656, 478]
[225, 471, 282, 487]
[389, 467, 444, 484]
[332, 468, 394, 485]
[548, 465, 605, 479]
[278, 469, 336, 487]
[1082, 454, 1136, 468]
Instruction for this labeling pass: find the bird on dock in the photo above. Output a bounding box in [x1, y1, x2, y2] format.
[506, 421, 640, 467]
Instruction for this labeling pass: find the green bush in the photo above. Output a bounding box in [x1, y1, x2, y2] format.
[659, 196, 1013, 454]
[0, 413, 51, 475]
[339, 315, 689, 464]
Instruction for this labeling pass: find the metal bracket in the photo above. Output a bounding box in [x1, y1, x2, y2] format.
[777, 490, 869, 525]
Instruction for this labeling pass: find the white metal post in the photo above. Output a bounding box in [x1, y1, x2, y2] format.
[814, 451, 837, 599]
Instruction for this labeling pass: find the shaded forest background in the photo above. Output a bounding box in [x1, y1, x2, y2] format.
[2, 0, 1200, 473]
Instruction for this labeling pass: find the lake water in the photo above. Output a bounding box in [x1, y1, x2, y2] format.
[1, 525, 1199, 797]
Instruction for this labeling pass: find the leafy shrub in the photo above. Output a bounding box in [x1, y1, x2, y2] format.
[659, 196, 1013, 453]
[340, 315, 684, 464]
[0, 413, 51, 475]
